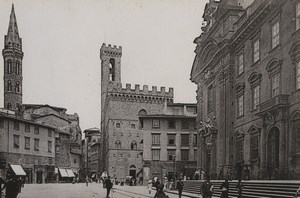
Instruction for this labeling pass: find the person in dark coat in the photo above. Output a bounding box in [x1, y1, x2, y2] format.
[220, 179, 229, 198]
[104, 176, 113, 198]
[176, 178, 184, 198]
[201, 177, 213, 198]
[154, 179, 160, 191]
[3, 173, 20, 198]
[154, 183, 169, 198]
[236, 179, 244, 198]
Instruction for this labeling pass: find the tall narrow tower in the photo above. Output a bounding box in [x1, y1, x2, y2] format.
[2, 4, 24, 111]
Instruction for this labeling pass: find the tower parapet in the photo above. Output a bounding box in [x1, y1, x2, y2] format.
[100, 43, 122, 58]
[108, 82, 174, 103]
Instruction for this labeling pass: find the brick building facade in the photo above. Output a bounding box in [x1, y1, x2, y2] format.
[100, 43, 173, 180]
[191, 0, 300, 180]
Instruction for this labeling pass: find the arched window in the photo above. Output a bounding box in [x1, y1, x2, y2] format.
[115, 140, 121, 149]
[16, 61, 20, 75]
[7, 59, 12, 74]
[109, 58, 115, 81]
[7, 81, 12, 92]
[116, 123, 121, 128]
[131, 141, 137, 150]
[15, 82, 20, 93]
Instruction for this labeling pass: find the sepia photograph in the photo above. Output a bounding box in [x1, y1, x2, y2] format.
[0, 0, 300, 197]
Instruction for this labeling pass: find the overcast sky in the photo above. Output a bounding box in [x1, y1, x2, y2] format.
[0, 0, 206, 131]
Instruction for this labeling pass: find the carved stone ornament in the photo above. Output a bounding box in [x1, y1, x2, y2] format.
[264, 112, 275, 125]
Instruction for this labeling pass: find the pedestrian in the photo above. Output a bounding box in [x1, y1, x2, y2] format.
[218, 167, 224, 180]
[220, 179, 229, 198]
[236, 179, 244, 198]
[154, 183, 169, 198]
[244, 166, 250, 180]
[3, 173, 20, 198]
[201, 177, 213, 198]
[169, 179, 174, 190]
[154, 178, 160, 191]
[176, 178, 184, 198]
[147, 179, 153, 194]
[227, 168, 232, 181]
[104, 176, 113, 198]
[294, 185, 300, 198]
[200, 169, 205, 180]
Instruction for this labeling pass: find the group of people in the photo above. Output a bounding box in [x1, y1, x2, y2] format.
[147, 177, 184, 198]
[0, 173, 22, 198]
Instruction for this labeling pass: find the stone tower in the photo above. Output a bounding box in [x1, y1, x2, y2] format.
[2, 4, 24, 111]
[100, 43, 174, 179]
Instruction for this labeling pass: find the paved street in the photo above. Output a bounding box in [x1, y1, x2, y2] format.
[16, 183, 199, 198]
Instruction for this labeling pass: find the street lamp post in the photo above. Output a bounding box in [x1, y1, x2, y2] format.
[172, 155, 176, 182]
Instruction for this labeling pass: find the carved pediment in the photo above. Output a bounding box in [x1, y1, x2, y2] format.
[248, 72, 262, 87]
[290, 110, 300, 121]
[247, 125, 261, 134]
[235, 82, 245, 96]
[266, 59, 282, 75]
[234, 130, 245, 139]
[289, 41, 300, 62]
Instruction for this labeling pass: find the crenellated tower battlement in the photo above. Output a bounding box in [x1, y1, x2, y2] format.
[108, 82, 174, 103]
[100, 43, 122, 58]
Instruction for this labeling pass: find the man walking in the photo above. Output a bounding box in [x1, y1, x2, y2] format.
[201, 177, 213, 198]
[176, 178, 184, 198]
[104, 176, 113, 198]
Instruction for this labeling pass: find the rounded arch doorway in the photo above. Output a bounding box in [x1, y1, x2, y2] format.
[129, 165, 136, 178]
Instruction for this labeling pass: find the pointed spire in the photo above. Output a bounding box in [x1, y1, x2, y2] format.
[7, 3, 19, 37]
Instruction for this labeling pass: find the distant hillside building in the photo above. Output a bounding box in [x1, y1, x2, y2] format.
[100, 43, 174, 180]
[191, 0, 300, 179]
[140, 103, 197, 183]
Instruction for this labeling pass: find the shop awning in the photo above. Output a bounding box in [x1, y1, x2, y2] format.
[59, 168, 69, 177]
[66, 169, 75, 177]
[10, 164, 26, 176]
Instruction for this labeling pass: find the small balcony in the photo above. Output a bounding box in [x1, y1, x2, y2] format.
[257, 94, 289, 114]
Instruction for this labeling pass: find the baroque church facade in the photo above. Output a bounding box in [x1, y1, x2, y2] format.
[191, 0, 300, 180]
[100, 43, 174, 180]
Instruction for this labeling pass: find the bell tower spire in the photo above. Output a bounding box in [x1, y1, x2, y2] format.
[2, 4, 24, 111]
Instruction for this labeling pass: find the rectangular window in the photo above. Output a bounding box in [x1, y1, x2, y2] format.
[181, 134, 189, 146]
[181, 120, 189, 130]
[25, 123, 30, 132]
[25, 137, 30, 149]
[48, 129, 52, 137]
[74, 159, 77, 164]
[34, 126, 39, 135]
[236, 139, 243, 162]
[48, 141, 52, 152]
[271, 73, 280, 97]
[168, 120, 176, 129]
[167, 150, 176, 161]
[250, 135, 259, 160]
[14, 121, 19, 131]
[152, 119, 160, 128]
[297, 2, 300, 30]
[152, 134, 160, 145]
[272, 21, 280, 49]
[152, 149, 160, 161]
[297, 61, 300, 90]
[193, 134, 197, 146]
[238, 53, 244, 75]
[194, 149, 197, 161]
[0, 119, 4, 129]
[181, 150, 189, 161]
[207, 85, 214, 113]
[167, 134, 176, 146]
[238, 95, 244, 117]
[253, 85, 260, 110]
[13, 135, 19, 148]
[34, 138, 39, 151]
[253, 39, 260, 63]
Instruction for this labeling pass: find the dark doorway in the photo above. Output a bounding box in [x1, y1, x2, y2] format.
[36, 170, 43, 184]
[235, 162, 243, 180]
[129, 165, 136, 178]
[267, 127, 280, 179]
